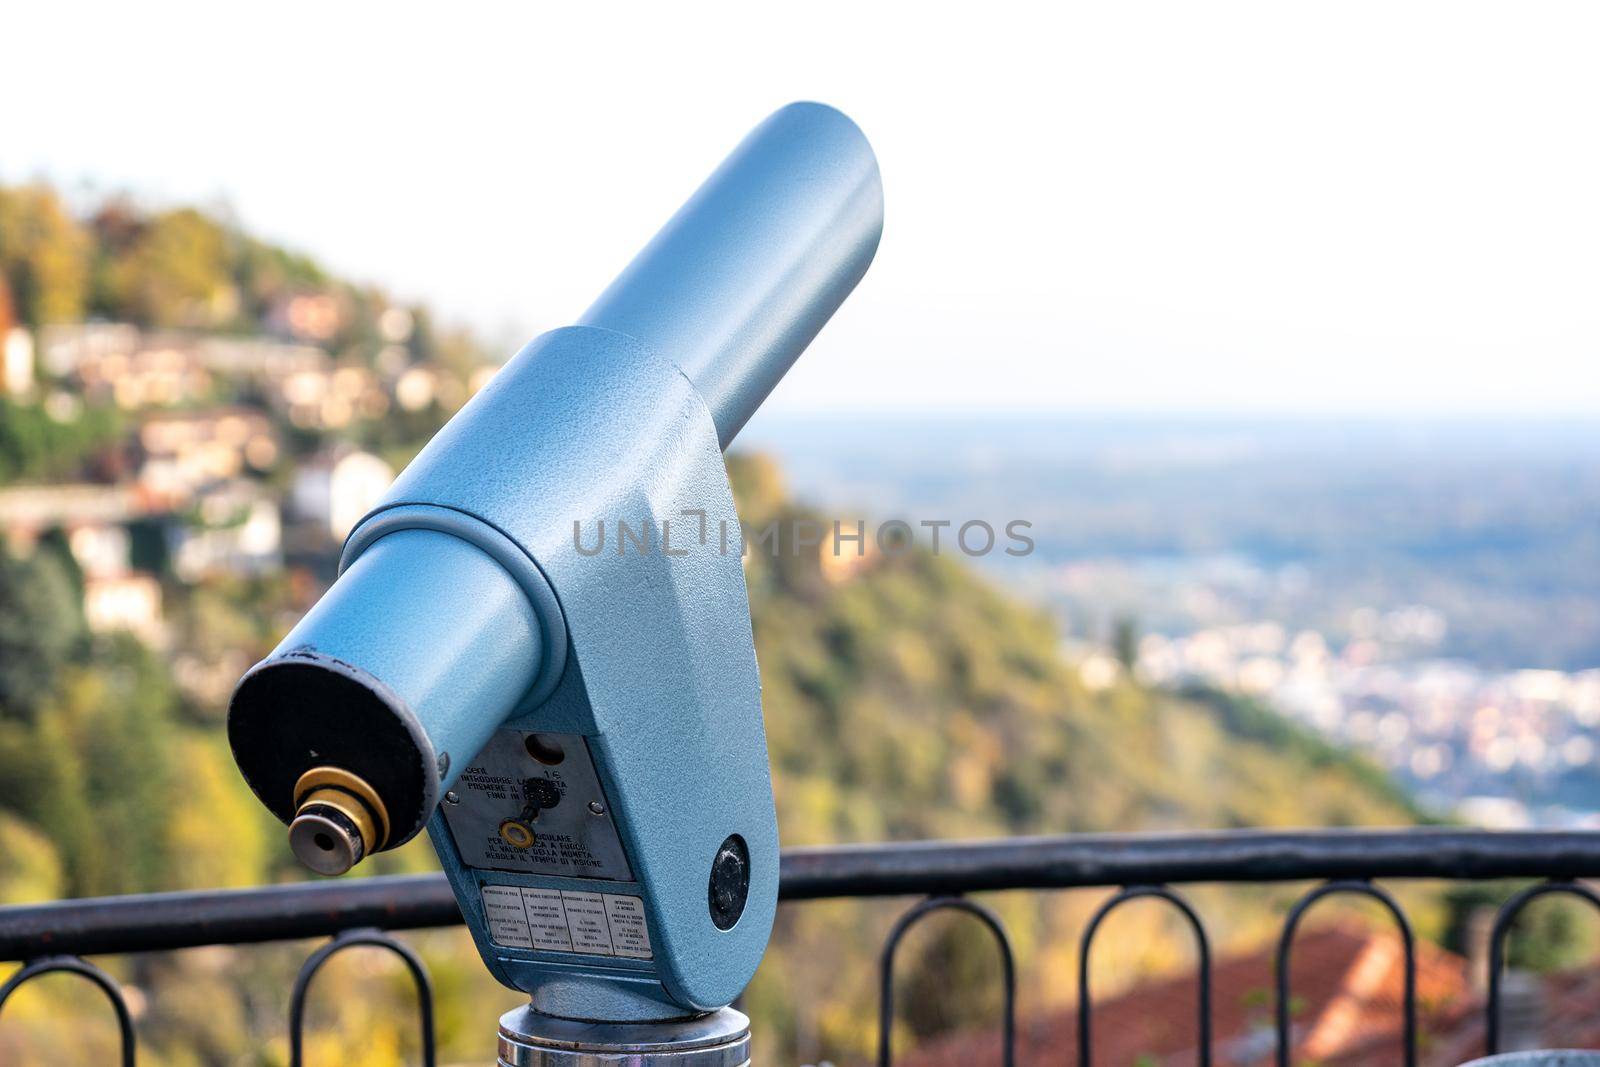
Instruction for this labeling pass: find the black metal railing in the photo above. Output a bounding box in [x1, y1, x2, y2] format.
[2, 827, 1599, 1065]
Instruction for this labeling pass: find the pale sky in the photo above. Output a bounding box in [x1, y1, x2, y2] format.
[5, 3, 1598, 416]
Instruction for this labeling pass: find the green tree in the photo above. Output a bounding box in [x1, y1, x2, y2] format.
[0, 544, 85, 718]
[0, 184, 90, 325]
[0, 812, 63, 904]
[1442, 883, 1599, 972]
[1113, 615, 1140, 673]
[0, 395, 123, 484]
[231, 232, 328, 324]
[25, 642, 177, 896]
[107, 207, 236, 327]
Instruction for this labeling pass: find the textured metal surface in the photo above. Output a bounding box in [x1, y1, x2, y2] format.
[401, 326, 775, 1018]
[304, 521, 544, 759]
[440, 729, 631, 880]
[580, 101, 883, 447]
[230, 527, 545, 844]
[498, 1006, 749, 1067]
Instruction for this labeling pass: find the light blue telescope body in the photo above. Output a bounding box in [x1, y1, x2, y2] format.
[228, 103, 882, 1019]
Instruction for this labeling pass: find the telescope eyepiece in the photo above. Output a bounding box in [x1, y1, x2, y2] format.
[289, 807, 365, 876]
[287, 766, 389, 877]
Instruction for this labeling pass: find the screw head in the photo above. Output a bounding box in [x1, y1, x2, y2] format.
[588, 800, 605, 816]
[445, 791, 461, 805]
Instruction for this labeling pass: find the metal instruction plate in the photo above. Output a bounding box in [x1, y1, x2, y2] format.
[482, 884, 654, 959]
[443, 729, 633, 880]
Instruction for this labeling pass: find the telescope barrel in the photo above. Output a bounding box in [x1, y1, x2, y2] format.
[230, 528, 543, 869]
[580, 101, 883, 446]
[229, 102, 881, 880]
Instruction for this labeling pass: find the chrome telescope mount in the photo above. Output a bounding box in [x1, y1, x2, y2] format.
[498, 1006, 751, 1067]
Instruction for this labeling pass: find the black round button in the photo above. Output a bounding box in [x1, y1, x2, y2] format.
[707, 834, 750, 930]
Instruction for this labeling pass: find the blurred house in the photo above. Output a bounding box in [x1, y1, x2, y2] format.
[897, 923, 1471, 1067]
[37, 322, 353, 418]
[0, 484, 142, 550]
[39, 323, 210, 408]
[0, 490, 167, 645]
[289, 447, 394, 543]
[819, 522, 879, 585]
[266, 291, 343, 343]
[2, 326, 33, 396]
[276, 362, 387, 429]
[135, 408, 277, 508]
[194, 336, 325, 380]
[66, 522, 132, 579]
[37, 322, 140, 378]
[1075, 648, 1124, 690]
[392, 363, 467, 414]
[171, 646, 253, 709]
[168, 480, 282, 582]
[29, 320, 455, 430]
[82, 572, 163, 644]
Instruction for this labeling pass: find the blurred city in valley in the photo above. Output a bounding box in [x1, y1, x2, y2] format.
[748, 415, 1600, 829]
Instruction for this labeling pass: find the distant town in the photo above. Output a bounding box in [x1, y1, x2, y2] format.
[748, 414, 1600, 830]
[0, 311, 487, 708]
[1072, 611, 1600, 828]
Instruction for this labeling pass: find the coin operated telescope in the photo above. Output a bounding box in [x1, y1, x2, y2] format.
[227, 103, 882, 1064]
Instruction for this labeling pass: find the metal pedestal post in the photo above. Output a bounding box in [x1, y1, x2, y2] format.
[497, 1005, 751, 1066]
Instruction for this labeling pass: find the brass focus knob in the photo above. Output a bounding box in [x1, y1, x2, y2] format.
[288, 766, 390, 876]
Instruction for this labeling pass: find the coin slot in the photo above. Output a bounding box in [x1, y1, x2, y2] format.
[524, 733, 566, 765]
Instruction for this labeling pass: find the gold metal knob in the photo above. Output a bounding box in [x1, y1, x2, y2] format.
[498, 819, 537, 849]
[288, 766, 390, 876]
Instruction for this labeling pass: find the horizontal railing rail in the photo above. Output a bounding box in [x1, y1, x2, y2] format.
[781, 826, 1600, 898]
[0, 874, 459, 962]
[3, 827, 1596, 961]
[3, 826, 1599, 1066]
